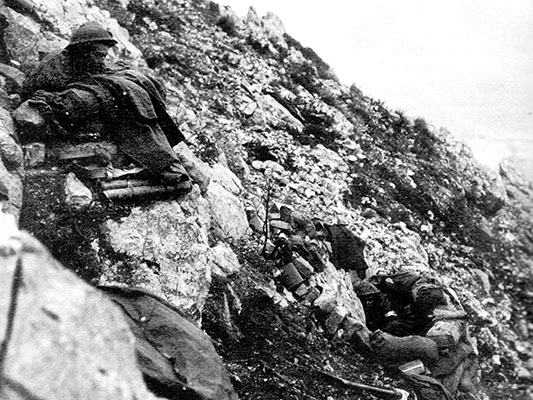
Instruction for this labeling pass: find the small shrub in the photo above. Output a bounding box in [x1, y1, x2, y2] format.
[216, 15, 238, 36]
[412, 117, 438, 159]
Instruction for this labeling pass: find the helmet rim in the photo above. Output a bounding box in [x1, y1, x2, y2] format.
[67, 22, 118, 48]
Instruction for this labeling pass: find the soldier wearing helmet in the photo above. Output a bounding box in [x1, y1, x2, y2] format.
[22, 21, 118, 96]
[20, 22, 191, 188]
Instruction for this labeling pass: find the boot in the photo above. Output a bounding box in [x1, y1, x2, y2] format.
[159, 161, 192, 192]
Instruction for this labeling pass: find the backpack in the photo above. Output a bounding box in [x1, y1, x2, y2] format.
[323, 224, 368, 278]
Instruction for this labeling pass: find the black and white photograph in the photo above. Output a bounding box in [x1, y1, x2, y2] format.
[0, 1, 531, 399]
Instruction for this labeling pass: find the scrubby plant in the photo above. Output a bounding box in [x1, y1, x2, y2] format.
[412, 117, 439, 159]
[216, 15, 239, 36]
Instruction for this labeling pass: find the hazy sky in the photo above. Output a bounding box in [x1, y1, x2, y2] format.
[222, 0, 533, 172]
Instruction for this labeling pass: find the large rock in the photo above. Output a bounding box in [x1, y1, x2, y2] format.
[244, 7, 278, 55]
[0, 106, 23, 217]
[255, 94, 304, 132]
[208, 242, 241, 278]
[210, 163, 244, 195]
[98, 195, 212, 321]
[261, 12, 287, 50]
[0, 213, 159, 400]
[311, 263, 366, 326]
[204, 181, 249, 241]
[0, 6, 65, 73]
[0, 106, 22, 170]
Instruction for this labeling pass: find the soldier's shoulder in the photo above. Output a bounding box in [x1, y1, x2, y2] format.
[38, 48, 69, 65]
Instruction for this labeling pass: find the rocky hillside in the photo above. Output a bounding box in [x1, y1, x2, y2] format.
[0, 0, 531, 399]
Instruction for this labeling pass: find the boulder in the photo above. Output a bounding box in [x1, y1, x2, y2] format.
[0, 213, 160, 400]
[311, 263, 366, 326]
[204, 181, 249, 241]
[0, 62, 25, 93]
[210, 163, 243, 195]
[208, 242, 241, 278]
[261, 12, 287, 50]
[310, 144, 349, 172]
[258, 94, 304, 132]
[0, 106, 22, 170]
[0, 105, 22, 218]
[499, 157, 530, 189]
[12, 100, 46, 129]
[0, 6, 65, 73]
[99, 197, 212, 321]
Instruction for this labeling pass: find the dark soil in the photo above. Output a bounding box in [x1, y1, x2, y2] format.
[201, 238, 407, 400]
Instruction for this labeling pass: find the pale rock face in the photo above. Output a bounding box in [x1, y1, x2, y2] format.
[0, 106, 23, 218]
[311, 263, 366, 326]
[261, 12, 287, 50]
[259, 94, 304, 132]
[205, 181, 249, 241]
[12, 100, 46, 128]
[98, 199, 212, 320]
[208, 242, 241, 278]
[210, 163, 244, 195]
[0, 218, 159, 400]
[0, 102, 22, 169]
[310, 144, 349, 172]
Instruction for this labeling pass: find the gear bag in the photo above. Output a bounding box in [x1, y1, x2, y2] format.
[323, 224, 368, 278]
[99, 286, 238, 400]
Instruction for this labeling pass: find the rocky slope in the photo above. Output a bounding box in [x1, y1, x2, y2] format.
[0, 0, 531, 399]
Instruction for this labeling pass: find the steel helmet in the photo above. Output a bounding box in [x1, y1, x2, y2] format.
[67, 21, 117, 48]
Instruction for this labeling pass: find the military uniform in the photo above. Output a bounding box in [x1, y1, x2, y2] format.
[22, 22, 190, 186]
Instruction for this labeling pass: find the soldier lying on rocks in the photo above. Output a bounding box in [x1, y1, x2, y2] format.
[260, 209, 479, 397]
[364, 270, 448, 335]
[354, 271, 479, 398]
[18, 21, 191, 189]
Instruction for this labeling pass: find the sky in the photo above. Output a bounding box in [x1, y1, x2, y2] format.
[221, 0, 533, 175]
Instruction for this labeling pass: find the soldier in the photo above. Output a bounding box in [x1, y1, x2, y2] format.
[20, 21, 191, 188]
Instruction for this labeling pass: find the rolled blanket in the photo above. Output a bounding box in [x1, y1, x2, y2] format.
[370, 330, 439, 364]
